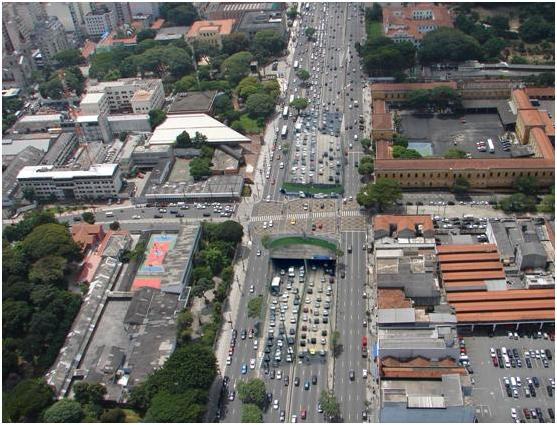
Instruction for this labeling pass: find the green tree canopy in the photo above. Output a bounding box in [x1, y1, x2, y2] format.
[286, 5, 298, 20]
[144, 390, 206, 422]
[357, 178, 402, 211]
[444, 149, 467, 159]
[189, 157, 212, 180]
[246, 93, 275, 118]
[237, 76, 262, 99]
[392, 145, 422, 159]
[362, 36, 416, 76]
[452, 176, 470, 194]
[305, 27, 316, 39]
[2, 379, 55, 422]
[137, 28, 157, 42]
[290, 97, 309, 112]
[109, 221, 121, 231]
[241, 404, 263, 423]
[174, 75, 198, 92]
[221, 51, 254, 87]
[3, 299, 33, 338]
[514, 175, 539, 196]
[519, 17, 554, 43]
[222, 33, 250, 55]
[28, 255, 67, 287]
[499, 193, 537, 214]
[53, 49, 85, 67]
[21, 223, 81, 262]
[73, 382, 107, 405]
[237, 379, 267, 408]
[160, 3, 199, 26]
[206, 220, 244, 244]
[39, 76, 64, 99]
[358, 161, 374, 176]
[538, 187, 555, 215]
[43, 399, 84, 423]
[252, 30, 286, 58]
[319, 391, 341, 421]
[149, 109, 166, 130]
[100, 408, 126, 423]
[366, 3, 383, 21]
[419, 28, 483, 64]
[296, 68, 310, 82]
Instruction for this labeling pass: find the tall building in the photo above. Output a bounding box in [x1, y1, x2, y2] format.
[130, 2, 160, 18]
[42, 2, 92, 38]
[85, 7, 116, 39]
[87, 78, 165, 113]
[95, 2, 132, 25]
[31, 16, 70, 60]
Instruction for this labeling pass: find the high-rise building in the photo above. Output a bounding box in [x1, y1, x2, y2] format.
[130, 2, 160, 18]
[94, 2, 132, 25]
[85, 7, 116, 39]
[31, 16, 70, 60]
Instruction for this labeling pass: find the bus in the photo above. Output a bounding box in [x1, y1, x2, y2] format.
[281, 125, 288, 139]
[294, 60, 299, 69]
[487, 138, 495, 153]
[283, 106, 289, 118]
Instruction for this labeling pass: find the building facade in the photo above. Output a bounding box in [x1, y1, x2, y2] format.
[31, 16, 70, 60]
[88, 78, 164, 113]
[186, 19, 235, 48]
[17, 163, 123, 200]
[85, 7, 117, 39]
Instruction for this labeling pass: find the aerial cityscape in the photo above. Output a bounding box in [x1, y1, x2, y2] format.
[1, 1, 555, 423]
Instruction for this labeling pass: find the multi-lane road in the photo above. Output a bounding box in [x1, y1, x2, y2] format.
[219, 3, 372, 423]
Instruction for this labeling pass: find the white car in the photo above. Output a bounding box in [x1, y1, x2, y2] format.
[269, 220, 273, 227]
[363, 369, 368, 379]
[250, 358, 256, 369]
[249, 285, 255, 293]
[253, 340, 258, 350]
[132, 214, 141, 219]
[276, 370, 282, 380]
[511, 408, 517, 419]
[257, 250, 261, 256]
[263, 222, 268, 229]
[226, 356, 232, 365]
[273, 400, 280, 410]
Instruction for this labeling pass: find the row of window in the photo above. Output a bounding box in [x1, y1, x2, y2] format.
[386, 170, 552, 179]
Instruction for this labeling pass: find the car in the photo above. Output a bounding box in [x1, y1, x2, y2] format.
[291, 415, 297, 423]
[273, 399, 279, 410]
[280, 410, 286, 422]
[362, 411, 368, 420]
[304, 380, 310, 390]
[363, 369, 368, 378]
[291, 218, 297, 225]
[241, 363, 247, 374]
[533, 377, 540, 387]
[294, 377, 300, 386]
[241, 329, 247, 340]
[349, 370, 355, 380]
[548, 408, 554, 419]
[226, 356, 232, 365]
[276, 370, 282, 380]
[249, 284, 255, 293]
[511, 408, 518, 419]
[228, 390, 235, 401]
[250, 358, 256, 369]
[284, 375, 289, 386]
[257, 250, 261, 256]
[524, 408, 531, 419]
[312, 375, 317, 385]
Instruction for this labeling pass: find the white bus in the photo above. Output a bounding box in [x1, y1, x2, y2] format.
[283, 106, 289, 118]
[281, 125, 288, 139]
[487, 138, 495, 153]
[294, 60, 299, 69]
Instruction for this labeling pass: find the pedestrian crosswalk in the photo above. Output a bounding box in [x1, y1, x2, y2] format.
[252, 209, 363, 222]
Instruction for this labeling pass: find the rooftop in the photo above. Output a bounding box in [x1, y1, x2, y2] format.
[371, 81, 457, 93]
[148, 113, 250, 145]
[168, 91, 218, 114]
[187, 19, 235, 37]
[154, 26, 188, 41]
[2, 146, 44, 200]
[17, 163, 118, 180]
[383, 3, 454, 42]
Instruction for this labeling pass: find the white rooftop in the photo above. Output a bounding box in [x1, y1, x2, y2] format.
[17, 163, 118, 180]
[2, 138, 51, 157]
[77, 114, 100, 122]
[17, 114, 62, 122]
[80, 92, 105, 104]
[148, 113, 251, 146]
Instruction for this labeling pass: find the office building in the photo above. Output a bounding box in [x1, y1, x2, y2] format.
[31, 16, 70, 60]
[85, 7, 117, 39]
[17, 163, 122, 201]
[87, 78, 164, 113]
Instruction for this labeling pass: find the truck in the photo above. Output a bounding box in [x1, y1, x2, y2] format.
[294, 60, 299, 69]
[487, 138, 495, 153]
[295, 119, 302, 133]
[289, 94, 295, 104]
[361, 336, 368, 357]
[283, 106, 289, 118]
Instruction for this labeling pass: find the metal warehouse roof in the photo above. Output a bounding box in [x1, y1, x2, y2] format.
[452, 299, 555, 313]
[443, 270, 506, 281]
[440, 261, 503, 272]
[437, 252, 501, 263]
[456, 309, 555, 323]
[437, 244, 498, 254]
[446, 289, 555, 302]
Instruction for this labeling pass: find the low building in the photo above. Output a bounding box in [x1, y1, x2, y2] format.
[371, 81, 458, 101]
[87, 78, 164, 114]
[168, 91, 218, 115]
[131, 144, 173, 168]
[372, 99, 394, 140]
[2, 146, 45, 207]
[147, 113, 250, 146]
[40, 132, 79, 166]
[76, 114, 111, 143]
[236, 11, 287, 41]
[71, 223, 105, 252]
[95, 31, 137, 52]
[373, 215, 435, 240]
[107, 114, 151, 135]
[204, 2, 282, 21]
[17, 163, 123, 201]
[13, 113, 62, 133]
[186, 19, 235, 48]
[377, 328, 459, 360]
[154, 26, 188, 42]
[382, 3, 454, 47]
[80, 92, 110, 115]
[2, 133, 54, 166]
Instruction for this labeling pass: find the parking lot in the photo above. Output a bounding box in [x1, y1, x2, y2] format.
[462, 327, 555, 423]
[400, 112, 510, 159]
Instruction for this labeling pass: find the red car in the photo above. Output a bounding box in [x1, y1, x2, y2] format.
[301, 409, 307, 420]
[492, 356, 498, 367]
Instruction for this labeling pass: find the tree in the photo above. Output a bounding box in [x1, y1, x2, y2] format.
[305, 27, 316, 40]
[144, 390, 206, 422]
[444, 149, 467, 159]
[53, 49, 85, 67]
[39, 76, 64, 99]
[3, 210, 57, 243]
[212, 220, 244, 243]
[189, 157, 212, 180]
[81, 212, 95, 224]
[160, 3, 199, 26]
[452, 176, 470, 194]
[483, 37, 506, 59]
[137, 28, 157, 42]
[514, 175, 539, 196]
[261, 79, 281, 100]
[21, 223, 81, 262]
[241, 404, 263, 423]
[357, 178, 402, 211]
[519, 18, 553, 43]
[64, 66, 86, 96]
[201, 247, 225, 274]
[362, 37, 416, 76]
[286, 5, 298, 20]
[290, 97, 309, 113]
[392, 133, 408, 148]
[221, 33, 250, 55]
[331, 330, 341, 357]
[43, 400, 84, 423]
[247, 295, 263, 318]
[367, 3, 383, 21]
[175, 130, 192, 148]
[100, 408, 126, 423]
[109, 221, 120, 231]
[358, 161, 374, 176]
[538, 187, 555, 215]
[392, 146, 422, 159]
[246, 93, 275, 119]
[29, 255, 67, 287]
[296, 69, 310, 84]
[252, 30, 286, 58]
[3, 299, 33, 338]
[237, 76, 262, 99]
[360, 138, 372, 151]
[174, 75, 198, 93]
[221, 52, 254, 87]
[237, 379, 267, 408]
[419, 28, 483, 64]
[73, 382, 107, 405]
[499, 193, 537, 214]
[22, 187, 36, 202]
[2, 379, 55, 422]
[149, 109, 166, 130]
[319, 391, 341, 421]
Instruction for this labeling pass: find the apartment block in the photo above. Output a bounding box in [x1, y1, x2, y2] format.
[85, 7, 116, 39]
[88, 78, 164, 113]
[17, 163, 122, 201]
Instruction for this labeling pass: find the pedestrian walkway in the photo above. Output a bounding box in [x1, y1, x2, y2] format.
[252, 209, 363, 222]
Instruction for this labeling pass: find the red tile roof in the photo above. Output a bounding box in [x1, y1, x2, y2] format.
[437, 244, 498, 254]
[373, 99, 387, 114]
[378, 288, 413, 309]
[456, 310, 555, 323]
[371, 81, 457, 93]
[513, 89, 534, 110]
[446, 289, 555, 302]
[383, 3, 454, 42]
[538, 110, 555, 137]
[71, 223, 104, 249]
[452, 299, 555, 313]
[440, 261, 503, 272]
[376, 156, 554, 171]
[376, 140, 393, 159]
[519, 108, 545, 127]
[187, 19, 235, 37]
[530, 127, 555, 159]
[373, 214, 434, 234]
[373, 113, 393, 130]
[437, 252, 501, 263]
[151, 18, 165, 30]
[525, 87, 555, 99]
[443, 270, 506, 281]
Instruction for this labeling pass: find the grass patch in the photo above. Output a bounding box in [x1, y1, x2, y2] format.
[281, 182, 344, 196]
[267, 236, 339, 253]
[123, 409, 141, 423]
[366, 21, 382, 39]
[247, 295, 264, 319]
[239, 114, 263, 134]
[241, 185, 252, 197]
